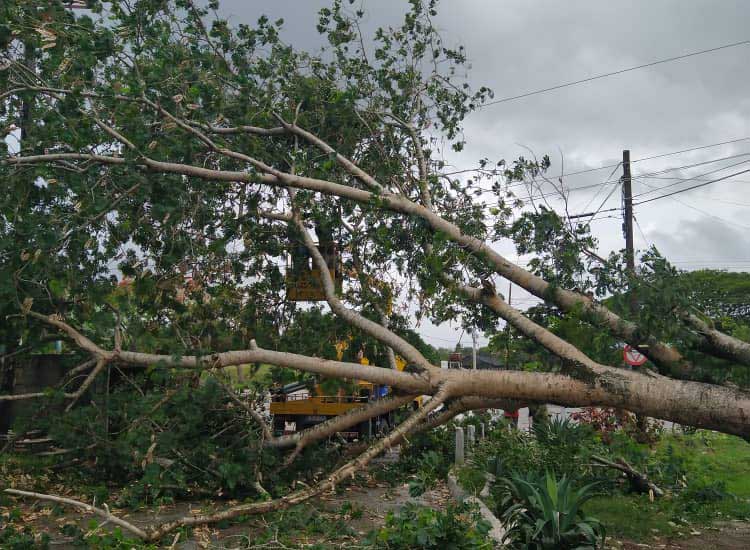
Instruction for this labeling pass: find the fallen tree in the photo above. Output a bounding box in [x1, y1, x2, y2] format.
[1, 0, 750, 542]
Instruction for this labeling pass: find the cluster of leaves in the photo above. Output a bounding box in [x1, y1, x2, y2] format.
[0, 515, 49, 550]
[366, 502, 493, 549]
[481, 418, 602, 484]
[381, 421, 454, 495]
[0, 0, 493, 364]
[28, 373, 338, 507]
[570, 408, 663, 445]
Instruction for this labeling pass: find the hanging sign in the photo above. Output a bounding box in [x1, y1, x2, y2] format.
[623, 345, 648, 367]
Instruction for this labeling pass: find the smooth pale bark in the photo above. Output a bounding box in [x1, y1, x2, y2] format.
[295, 214, 434, 371]
[4, 489, 148, 540]
[25, 312, 750, 438]
[441, 365, 750, 438]
[265, 393, 416, 449]
[684, 313, 750, 366]
[417, 397, 521, 433]
[443, 286, 750, 437]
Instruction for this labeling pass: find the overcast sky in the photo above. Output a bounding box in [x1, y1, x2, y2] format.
[212, 0, 750, 349]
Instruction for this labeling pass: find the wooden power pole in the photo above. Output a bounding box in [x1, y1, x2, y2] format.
[621, 150, 637, 313]
[623, 149, 649, 434]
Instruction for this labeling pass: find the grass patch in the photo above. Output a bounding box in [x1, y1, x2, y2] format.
[585, 431, 750, 541]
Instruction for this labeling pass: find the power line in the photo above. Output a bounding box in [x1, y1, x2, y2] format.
[632, 158, 750, 198]
[482, 39, 750, 106]
[577, 163, 622, 215]
[634, 138, 750, 164]
[634, 167, 750, 205]
[642, 175, 750, 186]
[543, 137, 750, 179]
[635, 177, 750, 231]
[509, 152, 750, 209]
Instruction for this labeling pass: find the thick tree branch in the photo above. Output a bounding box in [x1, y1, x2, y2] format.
[683, 312, 750, 366]
[9, 147, 746, 372]
[27, 311, 750, 438]
[266, 393, 415, 449]
[27, 311, 433, 394]
[294, 213, 435, 372]
[4, 489, 148, 540]
[416, 396, 521, 434]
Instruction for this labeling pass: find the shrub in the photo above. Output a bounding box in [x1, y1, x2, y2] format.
[0, 524, 49, 550]
[367, 503, 493, 549]
[569, 408, 623, 443]
[482, 427, 543, 477]
[495, 471, 605, 549]
[408, 450, 450, 496]
[533, 416, 591, 447]
[483, 416, 601, 483]
[383, 424, 453, 487]
[570, 408, 662, 445]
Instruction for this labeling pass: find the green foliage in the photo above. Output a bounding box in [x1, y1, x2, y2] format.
[496, 471, 605, 549]
[408, 450, 449, 497]
[33, 374, 329, 506]
[58, 522, 158, 549]
[0, 0, 488, 364]
[247, 503, 357, 547]
[367, 503, 493, 549]
[0, 522, 49, 550]
[532, 416, 591, 448]
[389, 423, 454, 480]
[479, 419, 602, 483]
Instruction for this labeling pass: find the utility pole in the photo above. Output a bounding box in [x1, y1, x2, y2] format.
[623, 150, 648, 433]
[471, 329, 477, 370]
[504, 282, 513, 368]
[622, 150, 637, 313]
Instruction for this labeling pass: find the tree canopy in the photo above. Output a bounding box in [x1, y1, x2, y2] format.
[2, 0, 750, 542]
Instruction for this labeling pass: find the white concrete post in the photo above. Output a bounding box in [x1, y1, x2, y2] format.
[455, 427, 465, 465]
[467, 425, 476, 451]
[480, 422, 485, 439]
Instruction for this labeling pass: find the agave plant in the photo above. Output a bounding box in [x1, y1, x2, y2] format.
[532, 416, 589, 447]
[497, 470, 605, 549]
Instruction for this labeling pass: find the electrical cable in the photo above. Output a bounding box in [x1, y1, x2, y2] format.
[481, 39, 750, 106]
[576, 163, 622, 214]
[635, 178, 750, 230]
[634, 167, 750, 205]
[632, 158, 750, 198]
[528, 136, 750, 180]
